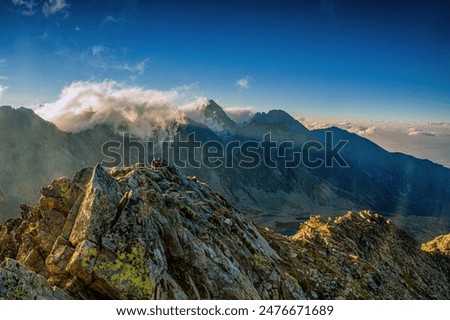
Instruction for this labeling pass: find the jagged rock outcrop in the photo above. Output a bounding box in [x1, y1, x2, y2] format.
[421, 234, 450, 286]
[422, 234, 450, 255]
[0, 160, 304, 299]
[0, 162, 449, 300]
[0, 258, 72, 300]
[262, 211, 450, 299]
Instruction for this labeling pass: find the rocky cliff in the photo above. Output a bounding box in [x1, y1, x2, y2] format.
[0, 161, 304, 299]
[0, 162, 449, 299]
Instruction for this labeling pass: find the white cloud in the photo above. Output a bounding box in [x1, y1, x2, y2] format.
[13, 0, 69, 17]
[0, 85, 8, 99]
[178, 97, 209, 119]
[0, 76, 8, 80]
[224, 106, 254, 124]
[300, 119, 334, 130]
[236, 76, 251, 89]
[408, 128, 436, 137]
[12, 0, 37, 16]
[91, 45, 108, 56]
[135, 59, 149, 75]
[33, 80, 209, 139]
[42, 0, 68, 17]
[347, 126, 377, 136]
[301, 118, 377, 136]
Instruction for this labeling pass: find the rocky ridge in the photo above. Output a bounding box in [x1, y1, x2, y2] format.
[263, 212, 450, 299]
[0, 161, 449, 299]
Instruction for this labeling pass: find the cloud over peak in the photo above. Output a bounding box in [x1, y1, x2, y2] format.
[33, 80, 210, 139]
[224, 106, 254, 124]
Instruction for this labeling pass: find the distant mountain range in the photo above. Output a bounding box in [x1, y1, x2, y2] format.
[0, 100, 449, 240]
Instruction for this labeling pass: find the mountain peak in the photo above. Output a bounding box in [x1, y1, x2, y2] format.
[253, 109, 294, 122]
[204, 99, 223, 112]
[250, 109, 309, 134]
[195, 99, 237, 137]
[204, 100, 235, 124]
[0, 105, 59, 133]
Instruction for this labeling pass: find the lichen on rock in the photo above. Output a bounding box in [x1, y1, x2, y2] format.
[92, 245, 154, 299]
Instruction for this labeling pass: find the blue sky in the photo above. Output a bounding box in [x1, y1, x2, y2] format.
[0, 0, 449, 121]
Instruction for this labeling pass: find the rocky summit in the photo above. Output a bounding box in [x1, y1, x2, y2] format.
[0, 161, 449, 300]
[0, 160, 304, 299]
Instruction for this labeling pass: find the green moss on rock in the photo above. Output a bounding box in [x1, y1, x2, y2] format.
[94, 245, 154, 299]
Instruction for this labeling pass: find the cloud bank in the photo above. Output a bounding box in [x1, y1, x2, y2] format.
[408, 128, 436, 137]
[33, 80, 257, 140]
[34, 81, 209, 139]
[35, 81, 184, 139]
